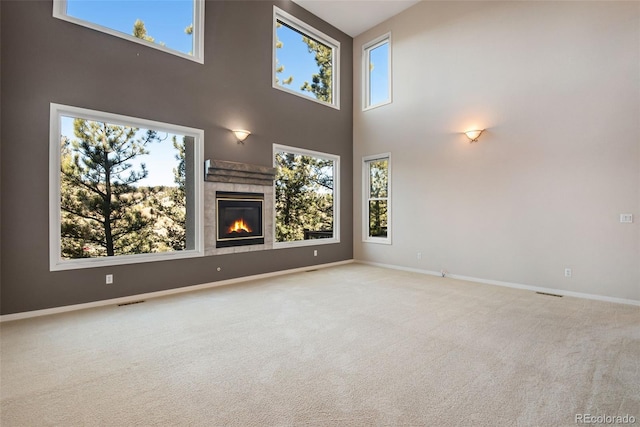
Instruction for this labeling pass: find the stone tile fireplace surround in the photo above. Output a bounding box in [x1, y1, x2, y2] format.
[204, 160, 276, 256]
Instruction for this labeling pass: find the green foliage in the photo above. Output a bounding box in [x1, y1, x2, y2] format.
[300, 36, 332, 103]
[368, 200, 388, 238]
[369, 160, 388, 199]
[275, 152, 334, 242]
[149, 136, 187, 251]
[60, 120, 160, 257]
[368, 160, 388, 238]
[274, 22, 293, 86]
[59, 120, 188, 258]
[132, 19, 154, 42]
[275, 21, 333, 102]
[132, 19, 194, 53]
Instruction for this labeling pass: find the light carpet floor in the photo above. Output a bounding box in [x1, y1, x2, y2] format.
[1, 264, 639, 426]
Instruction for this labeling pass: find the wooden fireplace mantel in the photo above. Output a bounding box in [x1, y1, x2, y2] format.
[205, 160, 276, 186]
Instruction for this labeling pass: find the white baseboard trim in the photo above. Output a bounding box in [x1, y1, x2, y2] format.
[0, 260, 355, 323]
[357, 260, 640, 307]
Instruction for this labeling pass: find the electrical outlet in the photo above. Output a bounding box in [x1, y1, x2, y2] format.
[313, 250, 318, 257]
[620, 213, 633, 223]
[105, 274, 113, 284]
[564, 268, 572, 278]
[417, 252, 422, 260]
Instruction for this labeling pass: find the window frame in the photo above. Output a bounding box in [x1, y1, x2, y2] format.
[49, 103, 205, 271]
[363, 153, 392, 244]
[363, 33, 392, 111]
[273, 143, 340, 249]
[272, 6, 341, 110]
[52, 0, 205, 64]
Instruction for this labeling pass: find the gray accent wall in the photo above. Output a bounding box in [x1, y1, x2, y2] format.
[0, 0, 353, 315]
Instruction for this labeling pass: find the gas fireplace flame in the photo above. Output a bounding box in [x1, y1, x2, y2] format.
[228, 218, 252, 234]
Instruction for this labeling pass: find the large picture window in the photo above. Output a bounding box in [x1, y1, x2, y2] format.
[273, 7, 340, 109]
[53, 0, 205, 63]
[273, 144, 340, 247]
[363, 153, 391, 244]
[363, 33, 392, 110]
[50, 104, 204, 271]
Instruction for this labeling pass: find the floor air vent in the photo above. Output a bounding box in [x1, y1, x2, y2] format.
[118, 300, 146, 307]
[535, 292, 563, 298]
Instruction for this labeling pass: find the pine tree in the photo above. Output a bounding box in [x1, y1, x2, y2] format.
[150, 136, 187, 251]
[133, 19, 155, 42]
[300, 36, 333, 103]
[275, 22, 294, 86]
[275, 24, 332, 100]
[275, 152, 333, 242]
[60, 119, 161, 257]
[133, 19, 194, 51]
[367, 160, 388, 237]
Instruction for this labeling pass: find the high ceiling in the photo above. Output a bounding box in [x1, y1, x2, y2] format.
[292, 0, 421, 37]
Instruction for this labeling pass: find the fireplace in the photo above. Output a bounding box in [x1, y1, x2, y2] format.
[216, 191, 264, 248]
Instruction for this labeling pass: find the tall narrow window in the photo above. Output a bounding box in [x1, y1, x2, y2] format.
[50, 104, 204, 271]
[363, 154, 391, 244]
[363, 33, 391, 110]
[53, 0, 205, 63]
[274, 144, 340, 247]
[273, 7, 340, 109]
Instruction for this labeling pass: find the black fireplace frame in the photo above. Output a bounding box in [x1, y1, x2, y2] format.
[216, 191, 265, 248]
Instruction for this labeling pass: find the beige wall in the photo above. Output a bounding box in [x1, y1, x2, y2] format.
[353, 1, 639, 301]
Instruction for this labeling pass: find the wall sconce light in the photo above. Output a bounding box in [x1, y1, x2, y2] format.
[464, 129, 484, 143]
[232, 129, 251, 144]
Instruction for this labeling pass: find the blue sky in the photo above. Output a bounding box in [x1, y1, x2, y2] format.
[62, 2, 389, 185]
[66, 1, 389, 105]
[66, 0, 194, 54]
[61, 116, 182, 188]
[369, 43, 390, 106]
[64, 2, 191, 187]
[276, 22, 328, 99]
